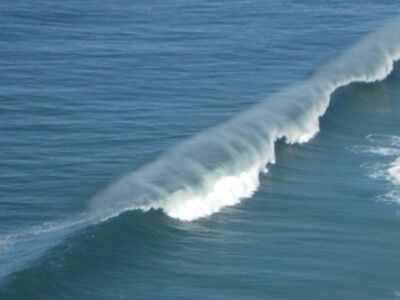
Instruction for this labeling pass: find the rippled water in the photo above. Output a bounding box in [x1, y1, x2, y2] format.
[1, 1, 400, 299]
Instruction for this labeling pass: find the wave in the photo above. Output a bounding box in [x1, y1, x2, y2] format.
[90, 17, 400, 221]
[1, 16, 400, 282]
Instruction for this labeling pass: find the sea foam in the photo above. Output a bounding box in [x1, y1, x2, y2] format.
[355, 134, 400, 204]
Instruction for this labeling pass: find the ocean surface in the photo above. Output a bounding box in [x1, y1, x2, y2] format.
[1, 1, 400, 299]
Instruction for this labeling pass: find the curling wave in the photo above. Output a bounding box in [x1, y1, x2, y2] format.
[91, 18, 400, 221]
[1, 17, 400, 283]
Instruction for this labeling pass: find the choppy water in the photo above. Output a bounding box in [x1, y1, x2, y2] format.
[1, 1, 400, 299]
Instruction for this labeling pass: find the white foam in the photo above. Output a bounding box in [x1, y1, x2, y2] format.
[163, 165, 261, 221]
[349, 146, 400, 156]
[361, 137, 400, 187]
[0, 235, 12, 255]
[357, 134, 400, 204]
[387, 158, 400, 185]
[377, 191, 400, 204]
[367, 134, 400, 147]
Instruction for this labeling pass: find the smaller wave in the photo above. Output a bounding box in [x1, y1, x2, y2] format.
[352, 134, 400, 204]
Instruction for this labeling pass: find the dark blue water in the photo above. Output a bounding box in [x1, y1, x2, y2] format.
[1, 1, 400, 299]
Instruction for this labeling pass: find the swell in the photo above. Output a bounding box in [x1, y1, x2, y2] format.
[91, 17, 400, 221]
[1, 17, 400, 282]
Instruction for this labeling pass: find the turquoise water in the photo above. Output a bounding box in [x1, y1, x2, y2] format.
[1, 1, 400, 299]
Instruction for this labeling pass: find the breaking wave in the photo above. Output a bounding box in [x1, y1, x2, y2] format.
[91, 17, 400, 221]
[1, 16, 400, 283]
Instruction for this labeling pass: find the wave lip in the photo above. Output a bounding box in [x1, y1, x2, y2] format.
[91, 17, 400, 221]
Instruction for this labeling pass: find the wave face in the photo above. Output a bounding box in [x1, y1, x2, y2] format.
[91, 18, 400, 221]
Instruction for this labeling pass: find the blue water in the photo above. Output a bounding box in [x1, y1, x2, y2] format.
[1, 1, 400, 299]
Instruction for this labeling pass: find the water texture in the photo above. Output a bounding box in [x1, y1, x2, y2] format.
[1, 1, 399, 299]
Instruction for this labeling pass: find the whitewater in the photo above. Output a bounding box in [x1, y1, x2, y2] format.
[1, 16, 400, 282]
[352, 134, 400, 204]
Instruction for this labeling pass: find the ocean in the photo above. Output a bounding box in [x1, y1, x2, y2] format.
[0, 1, 400, 299]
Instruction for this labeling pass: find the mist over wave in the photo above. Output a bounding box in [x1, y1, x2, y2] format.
[91, 17, 400, 221]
